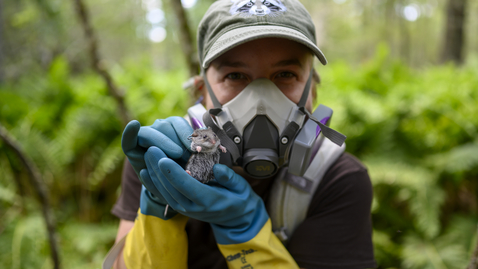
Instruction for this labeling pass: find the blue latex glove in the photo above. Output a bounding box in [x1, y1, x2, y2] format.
[121, 117, 193, 176]
[121, 117, 193, 220]
[143, 146, 269, 245]
[138, 147, 178, 219]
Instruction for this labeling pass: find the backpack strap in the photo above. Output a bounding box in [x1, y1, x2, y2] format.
[267, 137, 346, 243]
[102, 234, 127, 269]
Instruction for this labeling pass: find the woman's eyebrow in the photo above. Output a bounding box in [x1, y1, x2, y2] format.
[272, 59, 303, 68]
[216, 60, 248, 70]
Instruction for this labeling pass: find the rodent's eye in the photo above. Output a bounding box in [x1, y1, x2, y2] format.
[213, 134, 217, 137]
[203, 135, 207, 139]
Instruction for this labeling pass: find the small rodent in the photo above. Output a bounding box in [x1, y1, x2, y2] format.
[185, 127, 227, 183]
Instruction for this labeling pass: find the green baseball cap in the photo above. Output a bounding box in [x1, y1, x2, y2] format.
[197, 0, 327, 70]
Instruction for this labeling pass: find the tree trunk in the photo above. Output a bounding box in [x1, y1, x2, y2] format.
[0, 0, 5, 82]
[169, 0, 200, 77]
[440, 0, 467, 64]
[398, 0, 410, 64]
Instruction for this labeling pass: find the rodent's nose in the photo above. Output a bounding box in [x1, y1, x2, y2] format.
[211, 139, 216, 144]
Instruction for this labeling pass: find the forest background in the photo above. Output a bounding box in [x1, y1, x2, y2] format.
[0, 0, 477, 268]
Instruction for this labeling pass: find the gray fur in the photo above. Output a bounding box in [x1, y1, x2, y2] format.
[186, 128, 225, 183]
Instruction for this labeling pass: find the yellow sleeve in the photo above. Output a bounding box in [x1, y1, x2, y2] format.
[217, 219, 299, 269]
[123, 210, 189, 269]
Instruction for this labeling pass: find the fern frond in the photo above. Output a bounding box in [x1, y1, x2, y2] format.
[365, 156, 444, 238]
[86, 135, 123, 189]
[402, 233, 468, 269]
[427, 141, 478, 174]
[10, 120, 64, 182]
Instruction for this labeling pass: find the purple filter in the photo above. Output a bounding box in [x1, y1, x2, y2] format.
[191, 117, 204, 130]
[315, 116, 330, 137]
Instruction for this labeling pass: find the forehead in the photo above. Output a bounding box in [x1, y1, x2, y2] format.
[210, 38, 313, 68]
[196, 129, 210, 135]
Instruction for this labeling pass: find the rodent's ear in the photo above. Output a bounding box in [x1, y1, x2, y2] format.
[191, 132, 198, 137]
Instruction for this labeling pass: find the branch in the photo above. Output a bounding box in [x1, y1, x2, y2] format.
[468, 224, 478, 269]
[169, 0, 200, 77]
[0, 124, 61, 269]
[73, 0, 131, 126]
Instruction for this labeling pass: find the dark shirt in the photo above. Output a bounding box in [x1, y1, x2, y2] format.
[112, 153, 377, 269]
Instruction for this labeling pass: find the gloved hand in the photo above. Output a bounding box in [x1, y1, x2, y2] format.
[143, 148, 299, 268]
[121, 117, 193, 269]
[121, 117, 193, 220]
[121, 117, 193, 176]
[122, 147, 189, 269]
[144, 146, 268, 243]
[138, 147, 178, 220]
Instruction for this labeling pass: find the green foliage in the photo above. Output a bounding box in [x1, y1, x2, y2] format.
[315, 45, 478, 268]
[0, 55, 190, 268]
[0, 211, 117, 269]
[1, 40, 477, 267]
[2, 0, 477, 268]
[1, 214, 49, 269]
[0, 17, 478, 268]
[59, 220, 118, 269]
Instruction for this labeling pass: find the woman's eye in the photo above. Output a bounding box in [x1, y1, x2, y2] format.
[276, 72, 295, 79]
[226, 73, 246, 80]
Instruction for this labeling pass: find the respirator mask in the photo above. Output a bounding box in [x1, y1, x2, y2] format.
[188, 71, 346, 178]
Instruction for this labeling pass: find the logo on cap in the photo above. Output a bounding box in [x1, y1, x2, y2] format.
[230, 0, 287, 17]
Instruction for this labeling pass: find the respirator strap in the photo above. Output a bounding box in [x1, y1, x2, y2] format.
[295, 69, 346, 146]
[277, 69, 313, 163]
[298, 69, 314, 108]
[203, 73, 222, 109]
[203, 111, 242, 162]
[202, 73, 243, 163]
[298, 107, 347, 146]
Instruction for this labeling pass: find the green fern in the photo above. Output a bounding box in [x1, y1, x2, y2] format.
[365, 156, 445, 239]
[87, 135, 123, 188]
[402, 233, 468, 269]
[427, 140, 478, 174]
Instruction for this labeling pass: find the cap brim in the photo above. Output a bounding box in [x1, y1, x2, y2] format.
[203, 25, 327, 69]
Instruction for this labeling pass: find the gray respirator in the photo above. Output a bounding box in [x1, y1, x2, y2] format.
[187, 71, 346, 178]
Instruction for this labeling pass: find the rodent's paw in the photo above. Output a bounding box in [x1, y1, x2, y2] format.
[219, 145, 227, 153]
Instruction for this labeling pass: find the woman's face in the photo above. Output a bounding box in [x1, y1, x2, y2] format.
[204, 37, 315, 112]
